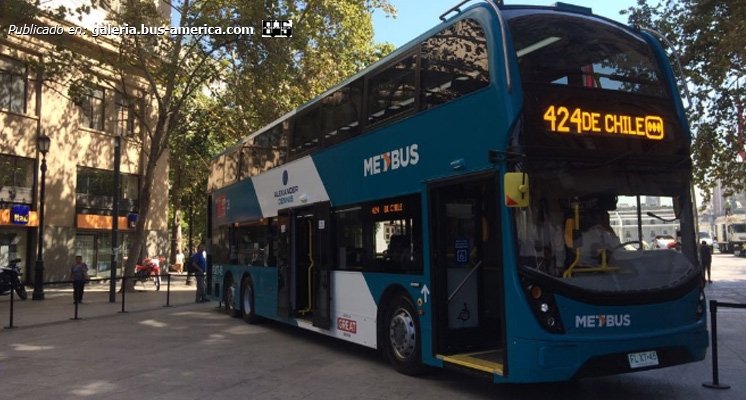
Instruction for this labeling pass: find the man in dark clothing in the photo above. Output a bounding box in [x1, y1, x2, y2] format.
[190, 244, 208, 302]
[700, 240, 712, 283]
[71, 255, 89, 303]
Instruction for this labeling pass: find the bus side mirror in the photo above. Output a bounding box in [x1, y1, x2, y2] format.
[504, 172, 529, 208]
[673, 196, 681, 219]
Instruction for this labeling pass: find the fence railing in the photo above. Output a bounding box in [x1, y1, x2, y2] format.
[4, 272, 207, 329]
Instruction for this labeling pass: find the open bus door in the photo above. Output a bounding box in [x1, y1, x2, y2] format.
[281, 203, 332, 328]
[429, 175, 505, 376]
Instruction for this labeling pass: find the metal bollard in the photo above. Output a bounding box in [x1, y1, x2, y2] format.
[163, 273, 172, 308]
[702, 300, 730, 389]
[119, 276, 128, 313]
[71, 299, 81, 321]
[4, 285, 15, 329]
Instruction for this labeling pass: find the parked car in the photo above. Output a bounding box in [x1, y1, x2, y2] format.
[653, 234, 677, 249]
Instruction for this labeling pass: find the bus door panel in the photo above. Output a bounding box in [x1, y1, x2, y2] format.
[293, 208, 314, 318]
[430, 177, 503, 354]
[312, 202, 332, 329]
[277, 209, 292, 318]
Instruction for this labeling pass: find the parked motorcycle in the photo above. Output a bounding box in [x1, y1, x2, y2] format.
[1, 258, 28, 300]
[134, 258, 161, 291]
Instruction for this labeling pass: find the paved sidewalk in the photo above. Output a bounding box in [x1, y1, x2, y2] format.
[0, 256, 744, 399]
[1, 274, 206, 329]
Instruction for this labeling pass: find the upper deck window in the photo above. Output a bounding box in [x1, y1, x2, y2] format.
[506, 11, 668, 97]
[421, 18, 489, 109]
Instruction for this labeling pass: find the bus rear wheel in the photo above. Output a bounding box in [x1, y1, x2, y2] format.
[241, 278, 259, 324]
[224, 275, 238, 317]
[384, 293, 425, 375]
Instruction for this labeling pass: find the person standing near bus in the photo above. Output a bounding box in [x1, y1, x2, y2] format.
[190, 244, 208, 302]
[71, 255, 89, 304]
[700, 240, 712, 283]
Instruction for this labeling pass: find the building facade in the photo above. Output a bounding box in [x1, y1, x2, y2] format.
[1, 10, 169, 283]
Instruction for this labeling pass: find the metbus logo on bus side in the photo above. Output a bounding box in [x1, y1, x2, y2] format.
[363, 144, 419, 177]
[543, 105, 665, 140]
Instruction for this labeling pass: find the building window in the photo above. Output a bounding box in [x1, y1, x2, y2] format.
[78, 86, 105, 131]
[115, 93, 134, 137]
[0, 55, 26, 114]
[76, 166, 139, 214]
[0, 154, 34, 204]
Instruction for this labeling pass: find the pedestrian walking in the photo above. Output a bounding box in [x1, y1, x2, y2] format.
[71, 255, 89, 304]
[173, 249, 185, 273]
[190, 244, 208, 302]
[700, 240, 712, 283]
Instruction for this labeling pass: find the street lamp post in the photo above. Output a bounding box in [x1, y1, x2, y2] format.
[33, 133, 51, 300]
[110, 135, 121, 302]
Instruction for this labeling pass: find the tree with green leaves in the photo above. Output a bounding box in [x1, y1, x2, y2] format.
[4, 0, 396, 290]
[624, 0, 746, 206]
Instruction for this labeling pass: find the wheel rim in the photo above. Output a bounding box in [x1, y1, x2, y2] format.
[242, 283, 252, 315]
[389, 307, 416, 360]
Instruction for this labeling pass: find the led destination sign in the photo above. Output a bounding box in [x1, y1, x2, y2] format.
[543, 105, 665, 140]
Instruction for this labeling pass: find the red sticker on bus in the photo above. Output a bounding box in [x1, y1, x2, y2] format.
[337, 317, 357, 334]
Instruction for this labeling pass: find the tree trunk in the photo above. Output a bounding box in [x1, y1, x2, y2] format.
[124, 116, 168, 291]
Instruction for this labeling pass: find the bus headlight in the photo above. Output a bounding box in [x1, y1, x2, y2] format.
[523, 282, 565, 334]
[696, 289, 706, 319]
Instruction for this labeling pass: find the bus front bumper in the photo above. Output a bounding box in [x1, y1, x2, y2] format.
[504, 327, 708, 383]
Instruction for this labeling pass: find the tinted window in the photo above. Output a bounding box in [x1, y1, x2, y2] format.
[332, 194, 422, 274]
[291, 104, 322, 157]
[321, 79, 363, 146]
[367, 53, 417, 126]
[421, 19, 489, 109]
[507, 11, 668, 97]
[243, 123, 287, 177]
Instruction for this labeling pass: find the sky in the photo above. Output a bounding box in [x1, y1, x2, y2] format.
[373, 0, 638, 47]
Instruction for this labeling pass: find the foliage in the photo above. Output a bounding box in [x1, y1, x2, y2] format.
[4, 0, 395, 288]
[624, 0, 746, 206]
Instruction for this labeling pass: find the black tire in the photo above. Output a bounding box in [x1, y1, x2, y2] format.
[240, 278, 259, 324]
[383, 293, 426, 376]
[224, 275, 239, 317]
[15, 284, 28, 300]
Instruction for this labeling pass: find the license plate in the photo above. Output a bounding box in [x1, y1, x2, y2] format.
[627, 350, 659, 369]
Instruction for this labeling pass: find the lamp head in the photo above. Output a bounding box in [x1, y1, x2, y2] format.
[37, 134, 51, 155]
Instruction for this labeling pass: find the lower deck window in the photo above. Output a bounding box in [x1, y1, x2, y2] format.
[334, 194, 422, 274]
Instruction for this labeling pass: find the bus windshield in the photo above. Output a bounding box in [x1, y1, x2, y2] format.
[514, 164, 698, 294]
[506, 9, 668, 97]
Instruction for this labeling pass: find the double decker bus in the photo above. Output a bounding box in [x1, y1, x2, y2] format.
[207, 1, 707, 383]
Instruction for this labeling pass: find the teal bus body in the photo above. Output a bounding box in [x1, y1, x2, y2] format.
[208, 1, 707, 383]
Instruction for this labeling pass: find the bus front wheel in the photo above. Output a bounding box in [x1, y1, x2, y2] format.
[384, 293, 425, 376]
[240, 278, 259, 324]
